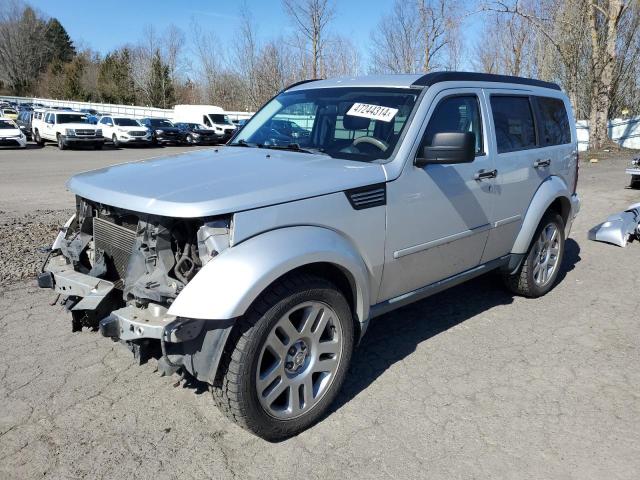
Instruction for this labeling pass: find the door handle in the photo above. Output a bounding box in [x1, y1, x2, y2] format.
[534, 158, 551, 168]
[474, 169, 498, 180]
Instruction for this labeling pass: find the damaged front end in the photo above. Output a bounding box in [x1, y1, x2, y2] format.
[588, 203, 640, 247]
[38, 196, 233, 380]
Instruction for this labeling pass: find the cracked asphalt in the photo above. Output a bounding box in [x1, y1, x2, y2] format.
[1, 145, 639, 479]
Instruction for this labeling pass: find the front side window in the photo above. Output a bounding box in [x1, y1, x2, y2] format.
[203, 115, 212, 127]
[490, 96, 536, 153]
[231, 87, 419, 162]
[421, 95, 484, 154]
[535, 97, 571, 146]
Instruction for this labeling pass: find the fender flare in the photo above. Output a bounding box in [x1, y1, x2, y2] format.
[511, 175, 572, 254]
[167, 226, 372, 324]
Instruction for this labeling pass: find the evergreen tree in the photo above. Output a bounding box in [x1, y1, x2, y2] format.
[148, 50, 175, 108]
[98, 48, 135, 104]
[45, 18, 75, 64]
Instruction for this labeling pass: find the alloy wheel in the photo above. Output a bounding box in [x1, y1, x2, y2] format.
[255, 301, 343, 420]
[532, 222, 560, 286]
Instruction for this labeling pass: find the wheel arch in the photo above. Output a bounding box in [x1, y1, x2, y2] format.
[167, 226, 372, 328]
[511, 175, 572, 255]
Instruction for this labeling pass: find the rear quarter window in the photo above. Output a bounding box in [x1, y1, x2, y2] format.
[535, 97, 571, 146]
[490, 96, 536, 153]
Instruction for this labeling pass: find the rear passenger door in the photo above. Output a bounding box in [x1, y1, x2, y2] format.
[481, 93, 546, 262]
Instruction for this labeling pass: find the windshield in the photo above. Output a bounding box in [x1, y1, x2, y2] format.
[149, 118, 174, 127]
[210, 114, 232, 125]
[230, 87, 419, 162]
[114, 118, 140, 127]
[57, 114, 89, 124]
[0, 119, 17, 129]
[3, 108, 17, 114]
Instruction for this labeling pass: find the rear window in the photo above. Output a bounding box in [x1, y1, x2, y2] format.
[535, 97, 571, 146]
[490, 96, 536, 153]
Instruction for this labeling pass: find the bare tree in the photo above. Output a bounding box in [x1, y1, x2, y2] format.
[282, 0, 335, 77]
[370, 0, 458, 74]
[484, 0, 640, 150]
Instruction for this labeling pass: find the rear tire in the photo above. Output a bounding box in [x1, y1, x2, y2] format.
[212, 273, 354, 441]
[503, 212, 565, 297]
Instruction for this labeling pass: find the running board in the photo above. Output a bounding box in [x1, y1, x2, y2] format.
[369, 256, 510, 319]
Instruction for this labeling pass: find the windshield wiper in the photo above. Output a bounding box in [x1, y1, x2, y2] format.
[229, 139, 257, 147]
[261, 143, 327, 155]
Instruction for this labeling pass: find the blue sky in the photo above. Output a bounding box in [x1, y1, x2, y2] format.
[28, 0, 482, 69]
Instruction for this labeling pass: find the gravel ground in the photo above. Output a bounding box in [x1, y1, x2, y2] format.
[0, 146, 639, 479]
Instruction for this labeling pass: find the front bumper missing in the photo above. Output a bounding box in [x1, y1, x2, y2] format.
[99, 304, 204, 343]
[588, 203, 640, 247]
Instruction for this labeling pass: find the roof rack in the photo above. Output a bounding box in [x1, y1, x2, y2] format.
[411, 71, 561, 91]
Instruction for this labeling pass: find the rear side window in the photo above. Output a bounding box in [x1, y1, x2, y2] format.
[422, 95, 484, 154]
[490, 96, 536, 153]
[535, 97, 571, 146]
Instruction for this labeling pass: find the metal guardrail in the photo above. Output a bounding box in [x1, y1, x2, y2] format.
[2, 95, 638, 150]
[0, 95, 254, 122]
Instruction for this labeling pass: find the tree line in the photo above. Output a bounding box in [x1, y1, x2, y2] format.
[0, 0, 639, 149]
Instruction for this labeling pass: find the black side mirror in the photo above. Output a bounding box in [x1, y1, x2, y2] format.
[415, 132, 476, 167]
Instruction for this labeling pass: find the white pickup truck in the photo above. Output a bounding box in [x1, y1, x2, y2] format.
[32, 110, 105, 150]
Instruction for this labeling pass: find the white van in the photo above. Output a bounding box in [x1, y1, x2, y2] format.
[173, 105, 236, 142]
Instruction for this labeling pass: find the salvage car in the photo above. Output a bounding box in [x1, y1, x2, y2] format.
[97, 115, 151, 147]
[32, 110, 104, 150]
[174, 122, 221, 145]
[139, 117, 184, 145]
[39, 72, 580, 441]
[626, 156, 640, 188]
[0, 117, 27, 148]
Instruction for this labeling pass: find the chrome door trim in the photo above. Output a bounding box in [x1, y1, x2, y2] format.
[493, 214, 522, 228]
[393, 223, 492, 259]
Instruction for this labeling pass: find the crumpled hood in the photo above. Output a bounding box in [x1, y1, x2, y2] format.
[67, 147, 387, 218]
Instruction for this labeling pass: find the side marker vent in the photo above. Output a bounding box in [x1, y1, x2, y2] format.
[345, 183, 386, 210]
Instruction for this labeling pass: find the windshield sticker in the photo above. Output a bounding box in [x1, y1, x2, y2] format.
[346, 103, 398, 123]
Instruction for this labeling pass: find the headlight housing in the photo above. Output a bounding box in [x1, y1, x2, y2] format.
[65, 128, 75, 136]
[95, 129, 102, 136]
[156, 129, 164, 134]
[196, 218, 231, 265]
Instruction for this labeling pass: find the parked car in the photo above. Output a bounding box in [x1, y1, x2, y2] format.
[267, 119, 310, 140]
[174, 122, 221, 145]
[80, 108, 99, 115]
[1, 107, 18, 120]
[0, 117, 27, 148]
[173, 105, 236, 142]
[97, 115, 152, 147]
[15, 110, 33, 140]
[38, 72, 580, 441]
[32, 110, 104, 149]
[139, 117, 184, 145]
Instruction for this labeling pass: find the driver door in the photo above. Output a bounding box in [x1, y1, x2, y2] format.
[379, 88, 496, 302]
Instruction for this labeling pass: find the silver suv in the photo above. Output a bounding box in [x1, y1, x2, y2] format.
[39, 72, 580, 440]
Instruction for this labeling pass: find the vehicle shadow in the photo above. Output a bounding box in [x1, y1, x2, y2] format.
[329, 238, 581, 414]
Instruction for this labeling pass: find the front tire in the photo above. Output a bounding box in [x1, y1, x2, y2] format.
[57, 134, 66, 150]
[112, 134, 120, 148]
[213, 273, 354, 441]
[34, 130, 44, 146]
[504, 212, 565, 297]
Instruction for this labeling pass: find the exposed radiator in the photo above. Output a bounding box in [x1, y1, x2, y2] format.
[93, 216, 137, 285]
